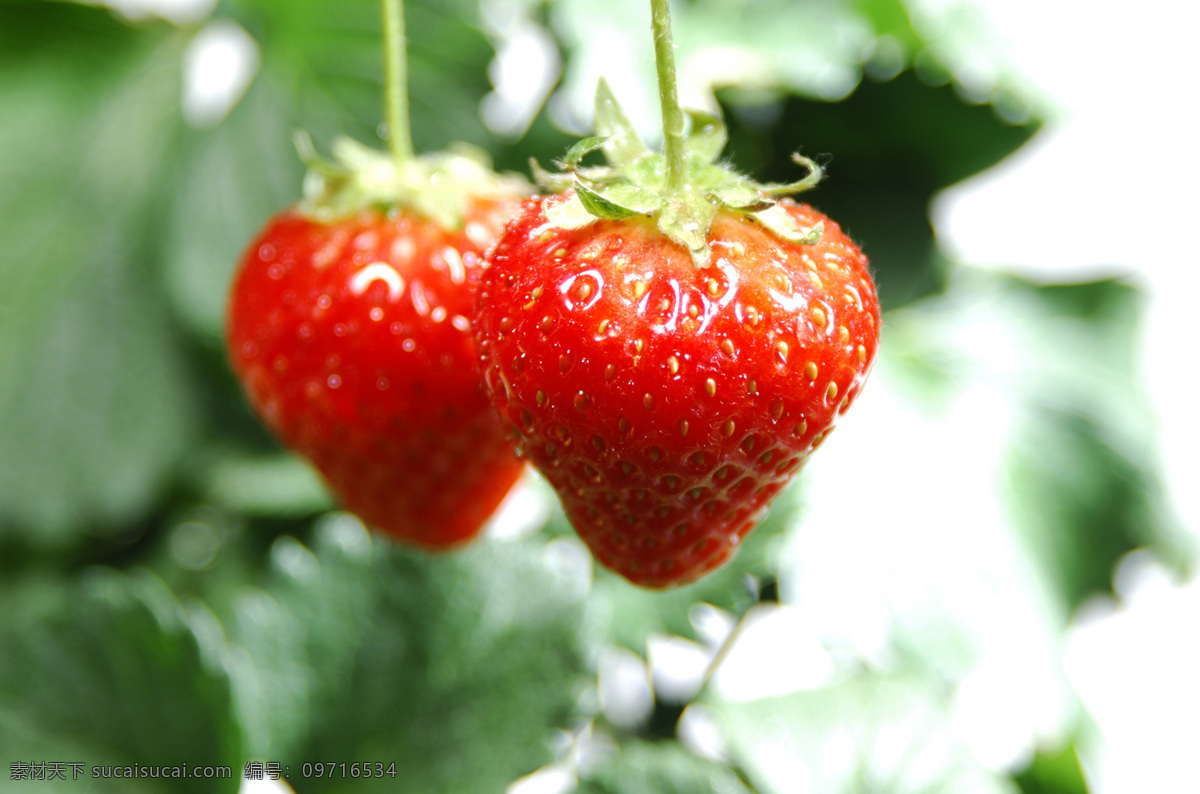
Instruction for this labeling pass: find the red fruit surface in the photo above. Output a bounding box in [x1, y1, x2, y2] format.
[228, 198, 525, 548]
[475, 193, 880, 587]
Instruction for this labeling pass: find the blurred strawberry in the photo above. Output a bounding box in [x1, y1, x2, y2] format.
[228, 150, 528, 547]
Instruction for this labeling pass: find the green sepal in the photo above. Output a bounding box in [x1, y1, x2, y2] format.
[538, 81, 825, 266]
[684, 108, 727, 164]
[597, 182, 658, 214]
[759, 153, 824, 195]
[594, 78, 651, 167]
[543, 193, 596, 229]
[530, 158, 573, 193]
[296, 133, 531, 229]
[752, 204, 824, 245]
[709, 181, 774, 212]
[561, 136, 606, 170]
[659, 194, 719, 266]
[575, 181, 641, 220]
[294, 130, 341, 178]
[572, 164, 631, 185]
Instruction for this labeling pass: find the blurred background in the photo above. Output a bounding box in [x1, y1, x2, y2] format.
[1, 0, 1197, 791]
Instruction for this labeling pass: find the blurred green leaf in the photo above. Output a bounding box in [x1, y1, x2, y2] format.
[712, 675, 1017, 794]
[851, 0, 923, 53]
[722, 71, 1040, 310]
[165, 81, 303, 341]
[577, 739, 754, 794]
[223, 517, 591, 792]
[679, 0, 875, 100]
[553, 0, 874, 122]
[198, 450, 333, 517]
[877, 270, 1184, 615]
[1012, 742, 1089, 794]
[1001, 277, 1184, 610]
[225, 0, 496, 154]
[1008, 407, 1158, 611]
[0, 4, 197, 544]
[0, 569, 240, 793]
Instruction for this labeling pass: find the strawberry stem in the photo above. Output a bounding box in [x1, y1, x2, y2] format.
[381, 0, 414, 167]
[649, 0, 686, 197]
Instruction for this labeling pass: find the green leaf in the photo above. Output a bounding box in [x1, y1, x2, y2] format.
[0, 569, 241, 793]
[995, 277, 1184, 608]
[1008, 409, 1153, 611]
[577, 740, 754, 794]
[997, 278, 1191, 611]
[594, 77, 651, 166]
[0, 6, 197, 544]
[225, 518, 592, 792]
[851, 0, 924, 54]
[712, 675, 1017, 794]
[1012, 742, 1089, 794]
[880, 272, 1187, 613]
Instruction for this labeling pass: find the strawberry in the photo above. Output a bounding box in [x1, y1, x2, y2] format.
[474, 79, 880, 587]
[225, 0, 530, 548]
[228, 174, 526, 548]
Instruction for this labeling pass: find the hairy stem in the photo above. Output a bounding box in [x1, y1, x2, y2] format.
[381, 0, 413, 166]
[650, 0, 686, 196]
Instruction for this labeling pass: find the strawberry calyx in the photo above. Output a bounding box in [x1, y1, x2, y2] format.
[294, 132, 529, 229]
[532, 79, 824, 267]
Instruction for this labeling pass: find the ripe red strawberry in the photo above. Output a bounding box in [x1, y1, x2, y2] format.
[228, 142, 528, 549]
[476, 192, 878, 585]
[474, 66, 880, 586]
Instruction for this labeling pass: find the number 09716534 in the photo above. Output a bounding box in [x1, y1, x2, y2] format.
[300, 762, 397, 779]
